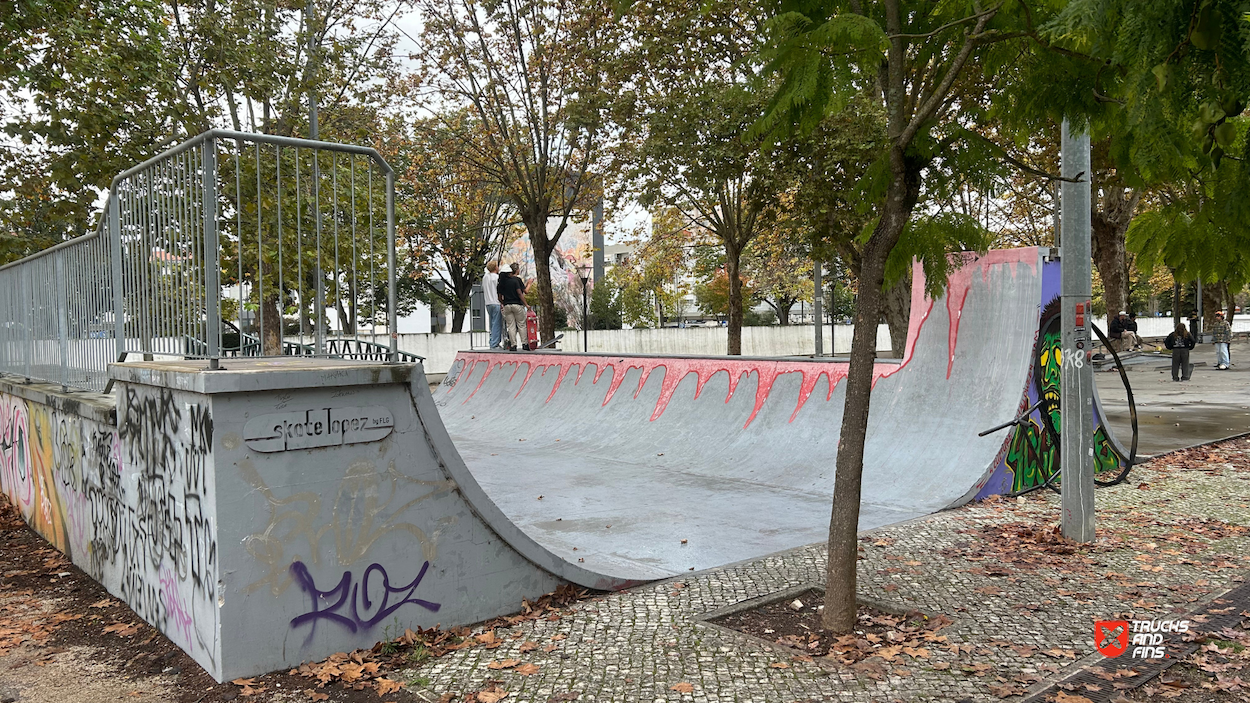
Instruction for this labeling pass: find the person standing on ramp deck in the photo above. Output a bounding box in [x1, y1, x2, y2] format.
[498, 263, 528, 351]
[1211, 310, 1232, 370]
[483, 261, 503, 349]
[1166, 322, 1196, 382]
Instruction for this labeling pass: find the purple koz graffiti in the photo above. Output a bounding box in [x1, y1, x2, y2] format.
[288, 560, 441, 640]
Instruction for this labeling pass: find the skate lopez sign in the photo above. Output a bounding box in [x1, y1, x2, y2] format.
[243, 406, 394, 452]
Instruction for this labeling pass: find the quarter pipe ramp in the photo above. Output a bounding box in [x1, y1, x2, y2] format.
[433, 246, 1127, 588]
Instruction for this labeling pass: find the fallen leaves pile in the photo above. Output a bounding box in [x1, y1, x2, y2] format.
[280, 584, 591, 701]
[287, 650, 403, 698]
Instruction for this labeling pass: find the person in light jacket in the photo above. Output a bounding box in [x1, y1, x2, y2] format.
[483, 262, 503, 349]
[1210, 310, 1232, 370]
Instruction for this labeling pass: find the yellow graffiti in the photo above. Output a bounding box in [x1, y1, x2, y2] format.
[0, 395, 71, 554]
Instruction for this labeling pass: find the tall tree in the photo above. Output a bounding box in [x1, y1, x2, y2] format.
[411, 0, 623, 343]
[763, 0, 1057, 632]
[744, 221, 812, 325]
[390, 116, 515, 332]
[629, 0, 782, 354]
[1033, 0, 1250, 314]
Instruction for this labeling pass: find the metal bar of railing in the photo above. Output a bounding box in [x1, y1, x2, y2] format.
[386, 169, 397, 362]
[0, 129, 402, 393]
[56, 253, 68, 391]
[203, 138, 220, 363]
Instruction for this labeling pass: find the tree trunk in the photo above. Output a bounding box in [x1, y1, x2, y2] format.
[452, 307, 467, 333]
[1172, 275, 1181, 326]
[1202, 283, 1222, 330]
[726, 246, 743, 355]
[881, 275, 910, 359]
[778, 301, 792, 326]
[822, 155, 920, 633]
[1090, 185, 1138, 317]
[525, 218, 557, 343]
[261, 295, 283, 355]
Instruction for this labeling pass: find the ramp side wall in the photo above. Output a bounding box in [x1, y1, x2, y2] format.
[0, 378, 224, 676]
[1, 362, 564, 682]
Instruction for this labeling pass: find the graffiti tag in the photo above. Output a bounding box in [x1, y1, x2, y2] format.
[288, 560, 440, 641]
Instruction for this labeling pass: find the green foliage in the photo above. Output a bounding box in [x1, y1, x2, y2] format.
[695, 269, 757, 319]
[743, 308, 777, 326]
[883, 213, 995, 298]
[757, 8, 886, 137]
[589, 277, 624, 330]
[824, 279, 855, 320]
[389, 114, 514, 329]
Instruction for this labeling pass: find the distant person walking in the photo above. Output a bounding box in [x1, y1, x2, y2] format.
[1211, 310, 1232, 369]
[483, 262, 503, 349]
[1165, 322, 1196, 382]
[498, 263, 527, 350]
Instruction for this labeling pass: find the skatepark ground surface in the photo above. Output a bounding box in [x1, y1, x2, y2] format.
[5, 401, 1249, 703]
[1094, 337, 1250, 456]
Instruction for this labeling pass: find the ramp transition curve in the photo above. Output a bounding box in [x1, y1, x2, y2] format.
[430, 247, 1128, 589]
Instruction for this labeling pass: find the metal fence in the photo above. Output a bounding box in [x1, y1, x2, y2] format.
[0, 129, 409, 393]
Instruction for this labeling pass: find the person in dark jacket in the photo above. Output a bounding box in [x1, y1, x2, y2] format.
[1165, 322, 1196, 381]
[497, 264, 527, 350]
[1108, 311, 1141, 352]
[1108, 312, 1126, 349]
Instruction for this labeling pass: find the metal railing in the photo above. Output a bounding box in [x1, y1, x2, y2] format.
[0, 129, 401, 393]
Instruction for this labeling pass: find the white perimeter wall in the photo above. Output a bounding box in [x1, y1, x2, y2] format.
[379, 323, 894, 376]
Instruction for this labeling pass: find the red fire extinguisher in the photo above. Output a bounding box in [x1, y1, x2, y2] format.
[525, 308, 539, 351]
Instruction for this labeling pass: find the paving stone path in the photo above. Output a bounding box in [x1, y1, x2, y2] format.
[402, 439, 1250, 703]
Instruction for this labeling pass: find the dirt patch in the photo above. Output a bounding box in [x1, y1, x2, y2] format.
[710, 588, 959, 678]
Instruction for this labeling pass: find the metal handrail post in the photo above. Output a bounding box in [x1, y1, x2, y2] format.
[22, 266, 32, 381]
[109, 195, 125, 364]
[386, 170, 397, 362]
[202, 138, 221, 367]
[56, 253, 69, 391]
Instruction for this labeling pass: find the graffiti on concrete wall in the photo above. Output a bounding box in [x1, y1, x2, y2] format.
[0, 387, 220, 669]
[995, 280, 1124, 493]
[287, 560, 440, 642]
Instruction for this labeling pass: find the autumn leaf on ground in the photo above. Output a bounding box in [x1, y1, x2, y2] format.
[1053, 691, 1094, 703]
[515, 663, 540, 675]
[231, 678, 265, 696]
[374, 678, 402, 695]
[103, 622, 139, 637]
[303, 690, 329, 701]
[488, 659, 521, 670]
[89, 599, 111, 608]
[669, 682, 694, 693]
[769, 662, 789, 669]
[518, 640, 538, 653]
[989, 683, 1025, 698]
[476, 683, 509, 703]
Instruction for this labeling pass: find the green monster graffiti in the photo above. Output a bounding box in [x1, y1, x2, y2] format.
[1005, 301, 1122, 492]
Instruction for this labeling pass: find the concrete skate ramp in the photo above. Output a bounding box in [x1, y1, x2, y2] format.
[433, 248, 1048, 588]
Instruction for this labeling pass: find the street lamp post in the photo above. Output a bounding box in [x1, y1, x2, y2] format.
[579, 264, 591, 353]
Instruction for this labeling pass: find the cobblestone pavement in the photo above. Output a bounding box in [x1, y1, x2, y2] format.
[402, 438, 1250, 703]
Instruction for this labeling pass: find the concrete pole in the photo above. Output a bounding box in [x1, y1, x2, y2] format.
[1060, 119, 1095, 543]
[813, 262, 823, 356]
